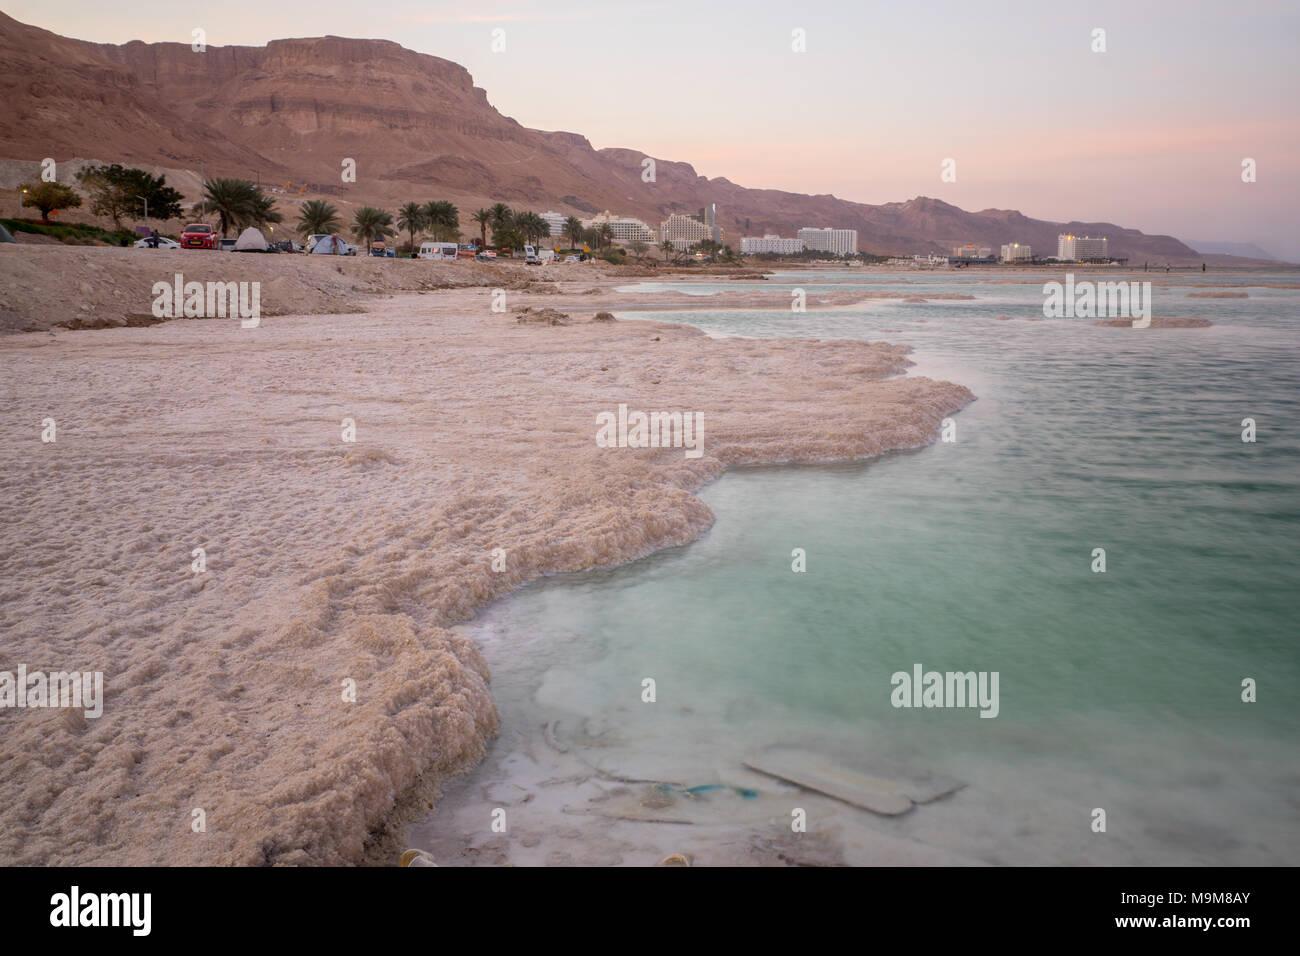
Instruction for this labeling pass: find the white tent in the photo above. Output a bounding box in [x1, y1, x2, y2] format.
[233, 227, 269, 252]
[310, 234, 349, 255]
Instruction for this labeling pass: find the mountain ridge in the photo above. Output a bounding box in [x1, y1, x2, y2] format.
[0, 12, 1278, 264]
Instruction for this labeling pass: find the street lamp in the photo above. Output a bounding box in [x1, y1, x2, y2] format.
[133, 195, 150, 231]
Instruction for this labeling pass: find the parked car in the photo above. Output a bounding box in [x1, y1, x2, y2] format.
[275, 239, 302, 254]
[564, 255, 582, 263]
[217, 238, 237, 252]
[180, 223, 217, 249]
[133, 236, 181, 250]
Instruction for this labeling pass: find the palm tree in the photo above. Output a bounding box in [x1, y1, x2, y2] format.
[198, 178, 257, 237]
[296, 199, 340, 238]
[398, 202, 426, 253]
[533, 214, 551, 246]
[471, 208, 491, 248]
[488, 203, 513, 240]
[564, 216, 584, 251]
[352, 206, 394, 248]
[596, 222, 613, 251]
[661, 240, 676, 264]
[514, 211, 547, 246]
[422, 201, 459, 242]
[247, 192, 282, 231]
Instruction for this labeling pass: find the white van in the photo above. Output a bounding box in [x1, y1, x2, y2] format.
[418, 241, 459, 261]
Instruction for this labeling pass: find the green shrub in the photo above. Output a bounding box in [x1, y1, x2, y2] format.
[0, 217, 138, 245]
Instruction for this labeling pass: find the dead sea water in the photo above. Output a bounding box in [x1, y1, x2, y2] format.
[414, 269, 1300, 866]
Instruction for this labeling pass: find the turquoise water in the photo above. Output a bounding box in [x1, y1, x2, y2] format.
[429, 270, 1300, 865]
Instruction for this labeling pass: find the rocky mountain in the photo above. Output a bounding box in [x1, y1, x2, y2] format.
[0, 12, 1262, 263]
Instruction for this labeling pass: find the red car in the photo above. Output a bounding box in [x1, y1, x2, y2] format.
[180, 223, 217, 249]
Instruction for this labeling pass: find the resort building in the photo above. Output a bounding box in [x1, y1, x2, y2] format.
[952, 244, 993, 259]
[539, 210, 572, 242]
[703, 203, 722, 243]
[798, 227, 858, 255]
[1057, 234, 1109, 261]
[661, 213, 713, 248]
[741, 235, 805, 254]
[1000, 242, 1032, 261]
[581, 210, 657, 244]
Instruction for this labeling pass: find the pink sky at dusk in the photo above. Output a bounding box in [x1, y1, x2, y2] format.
[5, 0, 1297, 258]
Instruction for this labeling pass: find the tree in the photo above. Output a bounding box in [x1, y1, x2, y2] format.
[188, 178, 279, 236]
[471, 208, 491, 248]
[564, 216, 584, 250]
[194, 178, 255, 237]
[296, 199, 341, 237]
[20, 182, 81, 223]
[492, 226, 525, 255]
[422, 200, 459, 242]
[398, 202, 426, 252]
[248, 191, 282, 230]
[629, 240, 648, 262]
[697, 238, 722, 262]
[74, 164, 182, 228]
[514, 211, 548, 246]
[352, 206, 394, 247]
[596, 222, 613, 251]
[488, 203, 513, 240]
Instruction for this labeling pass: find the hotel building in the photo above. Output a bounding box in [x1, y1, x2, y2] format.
[581, 210, 657, 244]
[1057, 234, 1109, 261]
[797, 227, 858, 255]
[1000, 242, 1032, 261]
[539, 210, 573, 243]
[661, 213, 714, 248]
[741, 235, 805, 254]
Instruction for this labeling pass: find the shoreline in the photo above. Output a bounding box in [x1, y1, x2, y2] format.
[0, 260, 973, 865]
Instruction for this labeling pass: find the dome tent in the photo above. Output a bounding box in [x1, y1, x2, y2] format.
[233, 227, 270, 252]
[310, 234, 350, 255]
[0, 223, 15, 243]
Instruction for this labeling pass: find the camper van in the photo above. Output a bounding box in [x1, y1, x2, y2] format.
[418, 241, 459, 261]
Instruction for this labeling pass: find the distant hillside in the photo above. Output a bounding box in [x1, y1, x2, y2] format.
[0, 12, 1267, 264]
[1187, 241, 1278, 261]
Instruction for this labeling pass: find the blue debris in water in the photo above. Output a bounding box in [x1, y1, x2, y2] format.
[658, 783, 761, 799]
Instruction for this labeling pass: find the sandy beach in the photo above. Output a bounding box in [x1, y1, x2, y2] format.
[0, 247, 973, 864]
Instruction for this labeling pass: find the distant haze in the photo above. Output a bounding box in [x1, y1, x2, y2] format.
[8, 0, 1298, 260]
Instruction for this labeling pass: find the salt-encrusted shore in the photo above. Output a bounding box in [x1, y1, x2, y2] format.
[0, 251, 973, 865]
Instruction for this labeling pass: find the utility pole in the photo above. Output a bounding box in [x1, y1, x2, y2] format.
[200, 161, 206, 219]
[133, 195, 150, 231]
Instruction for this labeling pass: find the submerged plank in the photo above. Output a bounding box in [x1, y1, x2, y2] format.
[744, 747, 931, 816]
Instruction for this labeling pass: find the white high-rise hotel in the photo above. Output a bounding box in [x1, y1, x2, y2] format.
[1057, 234, 1109, 261]
[797, 227, 858, 255]
[741, 235, 804, 254]
[539, 211, 571, 242]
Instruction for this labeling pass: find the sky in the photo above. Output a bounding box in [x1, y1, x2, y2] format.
[7, 0, 1298, 258]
